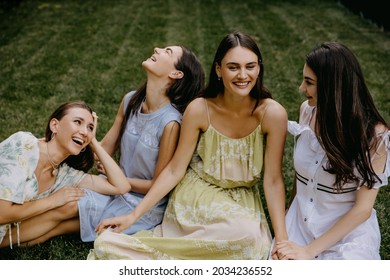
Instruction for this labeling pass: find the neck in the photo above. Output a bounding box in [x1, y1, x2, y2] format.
[143, 83, 170, 113]
[219, 93, 253, 114]
[46, 141, 62, 176]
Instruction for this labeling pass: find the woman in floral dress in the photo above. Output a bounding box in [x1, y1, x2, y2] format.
[0, 101, 130, 248]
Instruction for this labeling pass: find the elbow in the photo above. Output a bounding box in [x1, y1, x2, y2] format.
[263, 176, 285, 192]
[360, 208, 372, 222]
[118, 182, 132, 195]
[0, 213, 16, 225]
[353, 204, 373, 223]
[0, 204, 16, 224]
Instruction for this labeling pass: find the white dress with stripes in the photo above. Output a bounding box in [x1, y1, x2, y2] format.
[286, 101, 390, 259]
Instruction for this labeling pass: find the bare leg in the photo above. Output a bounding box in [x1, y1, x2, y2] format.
[19, 218, 80, 247]
[0, 201, 78, 248]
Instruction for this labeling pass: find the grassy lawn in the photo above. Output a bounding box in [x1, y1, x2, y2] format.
[0, 0, 389, 260]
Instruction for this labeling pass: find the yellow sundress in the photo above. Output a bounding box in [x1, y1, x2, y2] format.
[87, 114, 271, 259]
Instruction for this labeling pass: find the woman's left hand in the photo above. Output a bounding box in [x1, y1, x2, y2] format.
[274, 240, 314, 260]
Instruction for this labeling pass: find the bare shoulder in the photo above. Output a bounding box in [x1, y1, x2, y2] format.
[182, 97, 209, 131]
[185, 97, 206, 111]
[258, 99, 288, 124]
[254, 99, 288, 135]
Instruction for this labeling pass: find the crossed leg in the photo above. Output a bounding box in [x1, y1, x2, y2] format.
[0, 201, 79, 248]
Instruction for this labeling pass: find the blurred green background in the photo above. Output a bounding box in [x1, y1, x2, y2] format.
[0, 0, 389, 259]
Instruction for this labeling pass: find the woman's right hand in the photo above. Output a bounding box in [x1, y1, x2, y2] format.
[95, 213, 136, 234]
[50, 186, 85, 208]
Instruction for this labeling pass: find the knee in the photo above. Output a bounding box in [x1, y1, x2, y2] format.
[55, 201, 79, 219]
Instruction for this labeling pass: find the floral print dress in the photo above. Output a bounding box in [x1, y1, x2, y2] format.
[87, 103, 272, 260]
[0, 131, 85, 247]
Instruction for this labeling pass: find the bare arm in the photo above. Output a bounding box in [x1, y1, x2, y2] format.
[79, 111, 131, 195]
[260, 100, 289, 244]
[99, 96, 126, 156]
[97, 95, 180, 194]
[80, 137, 131, 195]
[275, 185, 379, 260]
[275, 127, 388, 260]
[0, 186, 85, 224]
[95, 98, 207, 233]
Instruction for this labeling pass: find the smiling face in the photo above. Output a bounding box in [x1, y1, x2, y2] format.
[299, 63, 318, 106]
[51, 107, 95, 155]
[142, 45, 184, 78]
[215, 46, 260, 97]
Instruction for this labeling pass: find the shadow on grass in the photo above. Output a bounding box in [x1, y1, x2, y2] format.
[0, 0, 23, 11]
[0, 234, 93, 260]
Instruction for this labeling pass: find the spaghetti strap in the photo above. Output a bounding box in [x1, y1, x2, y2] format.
[204, 98, 211, 127]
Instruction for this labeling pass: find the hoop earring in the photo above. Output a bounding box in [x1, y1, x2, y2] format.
[81, 147, 86, 153]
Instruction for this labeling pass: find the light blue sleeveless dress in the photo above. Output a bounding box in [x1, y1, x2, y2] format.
[78, 91, 182, 242]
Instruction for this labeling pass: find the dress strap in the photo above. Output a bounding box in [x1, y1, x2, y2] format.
[204, 98, 211, 127]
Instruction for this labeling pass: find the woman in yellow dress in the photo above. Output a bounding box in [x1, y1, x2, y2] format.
[87, 32, 288, 260]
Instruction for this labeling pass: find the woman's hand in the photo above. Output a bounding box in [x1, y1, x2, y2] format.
[274, 240, 315, 260]
[95, 160, 106, 175]
[95, 213, 136, 234]
[50, 186, 85, 208]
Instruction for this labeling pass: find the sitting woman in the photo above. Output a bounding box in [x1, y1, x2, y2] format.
[87, 32, 288, 260]
[0, 101, 131, 248]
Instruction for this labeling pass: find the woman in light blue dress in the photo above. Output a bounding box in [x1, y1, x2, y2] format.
[87, 32, 288, 260]
[0, 101, 131, 248]
[77, 45, 205, 241]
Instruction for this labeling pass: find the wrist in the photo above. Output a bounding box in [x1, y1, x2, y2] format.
[305, 244, 320, 259]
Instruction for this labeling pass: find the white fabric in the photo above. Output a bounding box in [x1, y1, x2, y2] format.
[285, 102, 390, 259]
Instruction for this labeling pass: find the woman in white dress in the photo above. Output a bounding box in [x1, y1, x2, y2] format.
[273, 42, 390, 259]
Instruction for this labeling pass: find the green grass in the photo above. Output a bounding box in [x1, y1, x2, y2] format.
[0, 0, 389, 260]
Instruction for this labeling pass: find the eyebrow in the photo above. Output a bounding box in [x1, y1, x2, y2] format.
[226, 61, 257, 66]
[166, 47, 173, 54]
[304, 76, 316, 82]
[73, 116, 94, 127]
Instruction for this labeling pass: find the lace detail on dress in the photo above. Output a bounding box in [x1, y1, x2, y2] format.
[190, 124, 264, 189]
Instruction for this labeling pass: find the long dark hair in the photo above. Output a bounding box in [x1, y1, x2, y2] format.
[116, 46, 205, 150]
[306, 42, 387, 189]
[45, 100, 95, 172]
[201, 32, 272, 112]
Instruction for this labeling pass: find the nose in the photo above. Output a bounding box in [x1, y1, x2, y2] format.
[298, 80, 305, 93]
[79, 125, 88, 135]
[237, 68, 248, 79]
[154, 47, 161, 54]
